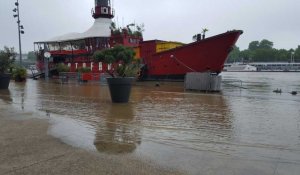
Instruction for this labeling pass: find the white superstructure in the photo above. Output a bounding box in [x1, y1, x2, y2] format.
[224, 63, 257, 72]
[38, 18, 112, 43]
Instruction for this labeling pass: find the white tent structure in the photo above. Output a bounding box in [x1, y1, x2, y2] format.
[37, 18, 112, 43]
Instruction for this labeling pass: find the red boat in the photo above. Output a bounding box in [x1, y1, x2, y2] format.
[34, 0, 243, 81]
[139, 30, 243, 80]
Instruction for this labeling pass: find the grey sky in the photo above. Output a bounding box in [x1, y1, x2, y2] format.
[1, 0, 300, 53]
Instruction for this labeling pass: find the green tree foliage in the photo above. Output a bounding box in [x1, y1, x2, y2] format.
[294, 45, 300, 62]
[93, 45, 138, 77]
[12, 65, 27, 81]
[93, 45, 135, 65]
[252, 48, 275, 62]
[227, 45, 240, 63]
[0, 46, 16, 74]
[259, 39, 273, 49]
[240, 49, 253, 62]
[230, 39, 298, 62]
[76, 67, 91, 73]
[248, 41, 260, 51]
[274, 49, 289, 62]
[56, 63, 70, 73]
[27, 51, 37, 61]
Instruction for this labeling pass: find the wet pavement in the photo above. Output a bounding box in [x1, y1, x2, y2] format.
[1, 72, 300, 174]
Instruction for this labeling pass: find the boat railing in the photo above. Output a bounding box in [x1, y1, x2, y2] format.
[58, 72, 105, 83]
[59, 72, 78, 83]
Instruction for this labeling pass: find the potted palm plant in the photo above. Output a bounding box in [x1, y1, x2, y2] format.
[12, 65, 27, 82]
[93, 45, 139, 103]
[0, 47, 16, 89]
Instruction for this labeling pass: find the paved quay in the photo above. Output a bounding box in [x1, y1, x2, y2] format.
[0, 107, 183, 175]
[1, 109, 300, 175]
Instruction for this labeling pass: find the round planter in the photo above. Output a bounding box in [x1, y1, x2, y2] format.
[107, 77, 134, 103]
[0, 74, 11, 89]
[14, 76, 26, 82]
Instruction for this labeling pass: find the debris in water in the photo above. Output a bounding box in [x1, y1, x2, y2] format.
[290, 91, 298, 95]
[273, 89, 282, 93]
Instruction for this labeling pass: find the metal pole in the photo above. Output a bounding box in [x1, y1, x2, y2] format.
[293, 53, 295, 63]
[17, 0, 22, 65]
[44, 43, 49, 81]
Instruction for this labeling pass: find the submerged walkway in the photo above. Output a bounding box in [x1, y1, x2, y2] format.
[0, 107, 182, 175]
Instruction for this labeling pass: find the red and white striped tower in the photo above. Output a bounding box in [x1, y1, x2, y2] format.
[92, 0, 114, 19]
[83, 0, 115, 38]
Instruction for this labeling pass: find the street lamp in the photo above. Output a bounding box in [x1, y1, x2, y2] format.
[291, 51, 294, 63]
[12, 0, 25, 65]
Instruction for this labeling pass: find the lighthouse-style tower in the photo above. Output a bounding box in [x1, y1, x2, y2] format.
[82, 0, 114, 38]
[93, 0, 114, 19]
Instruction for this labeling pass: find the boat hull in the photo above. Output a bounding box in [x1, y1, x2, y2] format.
[140, 30, 243, 81]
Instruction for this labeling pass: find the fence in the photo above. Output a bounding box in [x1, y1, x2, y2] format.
[58, 72, 106, 83]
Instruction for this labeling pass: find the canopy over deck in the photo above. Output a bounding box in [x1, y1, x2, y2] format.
[35, 18, 112, 44]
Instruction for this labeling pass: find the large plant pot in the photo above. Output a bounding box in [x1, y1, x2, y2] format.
[14, 76, 26, 82]
[107, 77, 134, 103]
[0, 74, 11, 89]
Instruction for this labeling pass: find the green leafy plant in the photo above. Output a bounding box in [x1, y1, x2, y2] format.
[93, 45, 139, 77]
[116, 63, 140, 77]
[134, 23, 145, 37]
[12, 66, 27, 81]
[0, 47, 16, 74]
[110, 22, 144, 37]
[56, 63, 70, 73]
[202, 28, 209, 39]
[76, 67, 91, 73]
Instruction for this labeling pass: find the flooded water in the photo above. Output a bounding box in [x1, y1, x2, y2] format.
[1, 72, 300, 174]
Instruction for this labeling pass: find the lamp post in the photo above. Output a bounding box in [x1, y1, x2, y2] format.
[291, 51, 294, 63]
[13, 0, 25, 65]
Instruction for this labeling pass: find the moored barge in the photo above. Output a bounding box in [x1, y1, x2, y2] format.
[34, 0, 243, 81]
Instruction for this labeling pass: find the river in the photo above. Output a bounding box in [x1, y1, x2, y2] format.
[0, 72, 300, 174]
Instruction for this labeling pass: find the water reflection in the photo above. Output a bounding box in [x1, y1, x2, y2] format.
[5, 75, 300, 173]
[0, 89, 12, 104]
[135, 91, 233, 152]
[94, 104, 141, 154]
[9, 82, 26, 110]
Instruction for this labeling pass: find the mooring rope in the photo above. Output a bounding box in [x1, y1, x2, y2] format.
[170, 55, 197, 72]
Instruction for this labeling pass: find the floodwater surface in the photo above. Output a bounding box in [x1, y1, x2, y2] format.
[1, 72, 300, 174]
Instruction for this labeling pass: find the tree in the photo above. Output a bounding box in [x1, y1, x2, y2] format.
[236, 40, 299, 63]
[93, 45, 138, 77]
[274, 49, 289, 62]
[252, 48, 276, 62]
[294, 45, 300, 62]
[27, 51, 37, 61]
[202, 28, 209, 39]
[0, 47, 16, 74]
[246, 39, 275, 62]
[259, 39, 273, 49]
[135, 23, 145, 37]
[248, 41, 259, 51]
[227, 45, 240, 63]
[240, 49, 253, 62]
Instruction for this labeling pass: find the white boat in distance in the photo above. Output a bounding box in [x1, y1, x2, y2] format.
[224, 63, 257, 72]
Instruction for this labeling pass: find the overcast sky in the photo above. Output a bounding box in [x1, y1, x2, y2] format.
[1, 0, 300, 53]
